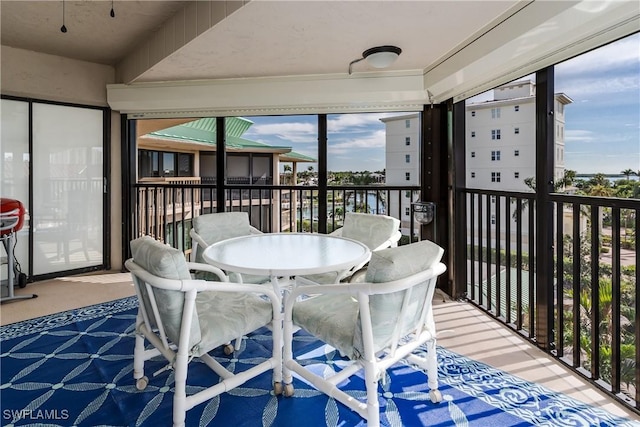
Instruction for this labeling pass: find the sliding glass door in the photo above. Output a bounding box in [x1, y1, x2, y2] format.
[1, 97, 107, 278]
[1, 99, 30, 275]
[32, 103, 105, 275]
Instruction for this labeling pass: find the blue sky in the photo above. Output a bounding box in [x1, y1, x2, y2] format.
[243, 33, 639, 175]
[556, 32, 640, 175]
[243, 112, 405, 172]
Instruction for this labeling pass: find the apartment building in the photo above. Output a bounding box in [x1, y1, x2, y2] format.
[466, 80, 572, 191]
[381, 81, 573, 241]
[380, 113, 421, 235]
[465, 80, 574, 249]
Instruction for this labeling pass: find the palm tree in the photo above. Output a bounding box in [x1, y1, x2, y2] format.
[620, 168, 635, 181]
[283, 164, 292, 184]
[589, 173, 611, 188]
[588, 184, 614, 197]
[512, 173, 570, 219]
[559, 169, 577, 188]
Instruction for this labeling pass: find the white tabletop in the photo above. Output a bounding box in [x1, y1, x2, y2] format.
[202, 233, 371, 278]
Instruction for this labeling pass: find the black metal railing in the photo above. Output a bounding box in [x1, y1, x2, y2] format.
[131, 182, 421, 254]
[460, 187, 640, 413]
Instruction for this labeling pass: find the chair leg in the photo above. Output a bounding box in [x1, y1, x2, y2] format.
[363, 359, 381, 427]
[133, 332, 146, 381]
[425, 339, 438, 390]
[424, 339, 443, 403]
[172, 352, 189, 427]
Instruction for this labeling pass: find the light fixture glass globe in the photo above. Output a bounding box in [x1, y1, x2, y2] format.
[348, 45, 401, 75]
[366, 52, 399, 68]
[362, 46, 402, 69]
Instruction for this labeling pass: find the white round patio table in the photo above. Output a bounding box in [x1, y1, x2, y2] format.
[202, 233, 371, 287]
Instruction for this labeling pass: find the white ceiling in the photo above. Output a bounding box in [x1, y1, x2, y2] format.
[0, 0, 525, 81]
[2, 0, 639, 114]
[133, 0, 522, 82]
[0, 1, 186, 66]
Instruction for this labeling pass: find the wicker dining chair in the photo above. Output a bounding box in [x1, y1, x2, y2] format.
[283, 239, 446, 427]
[127, 236, 283, 427]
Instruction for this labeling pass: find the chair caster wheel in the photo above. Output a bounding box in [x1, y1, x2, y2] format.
[283, 383, 294, 397]
[429, 389, 442, 403]
[136, 376, 149, 391]
[223, 344, 234, 355]
[273, 382, 283, 395]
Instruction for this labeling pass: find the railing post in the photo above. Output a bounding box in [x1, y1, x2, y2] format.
[122, 116, 136, 264]
[535, 66, 555, 350]
[318, 115, 328, 234]
[216, 117, 226, 212]
[452, 100, 467, 299]
[423, 103, 450, 293]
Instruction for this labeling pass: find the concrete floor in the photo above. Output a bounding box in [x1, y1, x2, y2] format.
[1, 273, 639, 422]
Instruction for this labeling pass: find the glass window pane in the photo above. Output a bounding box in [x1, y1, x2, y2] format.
[556, 34, 640, 182]
[227, 155, 250, 184]
[178, 153, 193, 177]
[200, 153, 216, 183]
[1, 99, 30, 274]
[162, 152, 175, 177]
[252, 155, 271, 183]
[32, 103, 103, 275]
[242, 115, 318, 231]
[555, 33, 640, 395]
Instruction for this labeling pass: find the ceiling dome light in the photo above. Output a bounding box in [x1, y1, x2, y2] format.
[349, 45, 402, 75]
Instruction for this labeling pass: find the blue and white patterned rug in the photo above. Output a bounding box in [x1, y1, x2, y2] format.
[1, 296, 638, 427]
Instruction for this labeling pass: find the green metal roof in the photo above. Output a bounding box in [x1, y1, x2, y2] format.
[146, 116, 316, 161]
[226, 135, 290, 152]
[184, 117, 253, 138]
[149, 117, 254, 144]
[279, 151, 316, 162]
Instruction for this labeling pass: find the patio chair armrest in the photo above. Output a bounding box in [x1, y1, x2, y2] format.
[185, 261, 229, 282]
[389, 230, 402, 247]
[370, 230, 402, 251]
[189, 228, 209, 262]
[329, 228, 343, 237]
[347, 266, 368, 283]
[249, 226, 263, 235]
[290, 263, 446, 301]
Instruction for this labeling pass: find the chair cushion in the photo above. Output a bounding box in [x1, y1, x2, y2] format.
[292, 295, 359, 358]
[364, 239, 444, 283]
[130, 236, 201, 349]
[193, 212, 251, 256]
[340, 213, 400, 251]
[192, 212, 270, 284]
[193, 291, 273, 357]
[293, 240, 444, 360]
[356, 239, 444, 356]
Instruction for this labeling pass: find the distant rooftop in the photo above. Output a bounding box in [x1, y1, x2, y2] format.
[146, 117, 315, 162]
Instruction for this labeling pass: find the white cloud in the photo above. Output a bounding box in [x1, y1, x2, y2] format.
[555, 34, 640, 99]
[327, 112, 409, 132]
[564, 129, 596, 143]
[329, 129, 386, 151]
[556, 34, 640, 76]
[246, 121, 317, 144]
[558, 75, 639, 99]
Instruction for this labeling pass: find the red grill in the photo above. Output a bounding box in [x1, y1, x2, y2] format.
[1, 198, 26, 237]
[1, 198, 34, 302]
